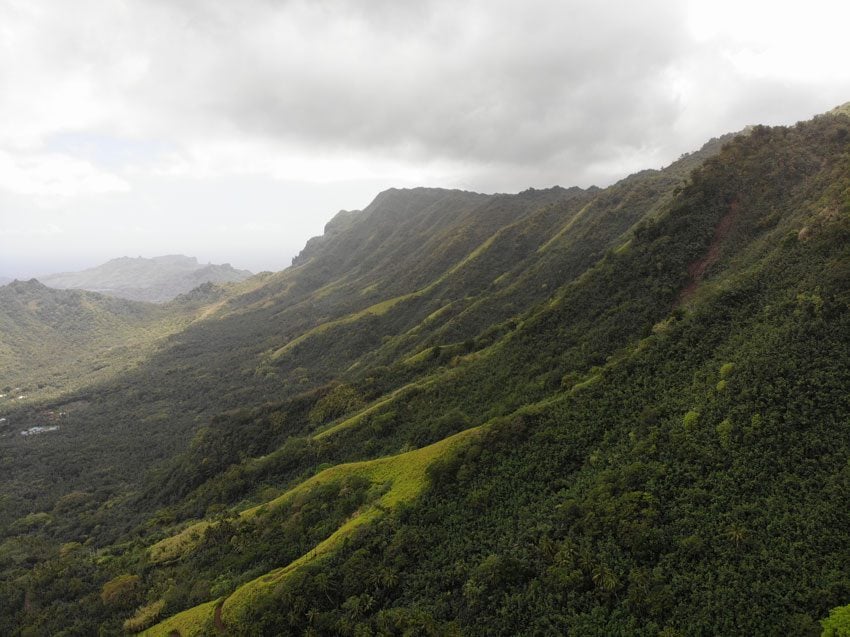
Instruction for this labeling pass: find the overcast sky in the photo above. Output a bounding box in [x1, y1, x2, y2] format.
[1, 0, 849, 278]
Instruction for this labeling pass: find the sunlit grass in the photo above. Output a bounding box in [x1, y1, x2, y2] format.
[143, 426, 481, 634]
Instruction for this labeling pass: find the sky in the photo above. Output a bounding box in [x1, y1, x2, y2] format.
[1, 0, 849, 278]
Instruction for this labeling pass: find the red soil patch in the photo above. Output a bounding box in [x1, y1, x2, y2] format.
[678, 199, 740, 304]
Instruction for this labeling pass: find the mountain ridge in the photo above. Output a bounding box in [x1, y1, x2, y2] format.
[140, 108, 850, 635]
[40, 254, 253, 303]
[1, 105, 850, 635]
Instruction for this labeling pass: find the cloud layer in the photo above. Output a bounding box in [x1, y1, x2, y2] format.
[1, 0, 849, 275]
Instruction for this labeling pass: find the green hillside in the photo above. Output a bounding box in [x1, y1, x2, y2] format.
[1, 108, 850, 635]
[0, 280, 187, 397]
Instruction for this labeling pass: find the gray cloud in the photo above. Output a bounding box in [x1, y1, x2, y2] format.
[151, 0, 689, 167]
[1, 0, 849, 276]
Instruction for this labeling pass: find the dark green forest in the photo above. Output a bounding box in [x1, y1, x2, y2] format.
[2, 108, 850, 635]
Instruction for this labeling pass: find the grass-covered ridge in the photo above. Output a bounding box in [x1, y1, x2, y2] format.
[3, 107, 850, 635]
[142, 426, 481, 635]
[269, 292, 420, 360]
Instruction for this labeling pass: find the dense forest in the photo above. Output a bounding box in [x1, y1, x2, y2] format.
[1, 106, 850, 635]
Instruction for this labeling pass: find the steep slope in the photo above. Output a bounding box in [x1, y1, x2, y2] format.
[140, 109, 850, 636]
[0, 187, 607, 548]
[3, 108, 850, 636]
[68, 170, 697, 517]
[41, 255, 252, 303]
[143, 149, 725, 425]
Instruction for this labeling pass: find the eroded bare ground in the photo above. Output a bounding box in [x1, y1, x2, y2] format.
[678, 199, 740, 303]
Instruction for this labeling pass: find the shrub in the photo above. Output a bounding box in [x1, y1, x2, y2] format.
[100, 574, 141, 607]
[683, 410, 700, 430]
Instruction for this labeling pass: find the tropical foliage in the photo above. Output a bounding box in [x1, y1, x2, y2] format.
[1, 108, 850, 635]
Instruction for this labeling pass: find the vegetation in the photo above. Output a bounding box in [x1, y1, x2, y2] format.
[2, 108, 850, 635]
[823, 603, 850, 636]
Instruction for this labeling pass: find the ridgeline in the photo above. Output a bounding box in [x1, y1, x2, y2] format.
[2, 108, 850, 636]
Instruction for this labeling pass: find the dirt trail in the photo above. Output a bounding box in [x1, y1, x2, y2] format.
[678, 199, 740, 303]
[214, 601, 226, 633]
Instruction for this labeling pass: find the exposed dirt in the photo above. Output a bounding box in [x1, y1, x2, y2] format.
[678, 199, 740, 304]
[214, 601, 226, 633]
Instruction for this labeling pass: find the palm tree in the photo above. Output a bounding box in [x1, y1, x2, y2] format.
[591, 564, 619, 595]
[726, 523, 747, 548]
[306, 607, 320, 625]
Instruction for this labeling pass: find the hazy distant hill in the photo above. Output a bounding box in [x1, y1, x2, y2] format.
[0, 276, 11, 287]
[41, 255, 252, 303]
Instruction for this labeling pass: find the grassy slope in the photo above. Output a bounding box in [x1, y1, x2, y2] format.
[142, 427, 481, 636]
[0, 280, 197, 400]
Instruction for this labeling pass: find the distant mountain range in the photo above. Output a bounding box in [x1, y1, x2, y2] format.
[0, 276, 12, 287]
[38, 255, 252, 303]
